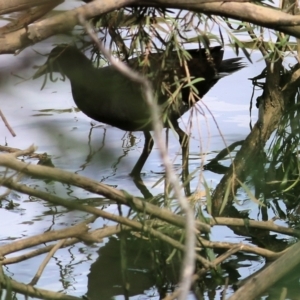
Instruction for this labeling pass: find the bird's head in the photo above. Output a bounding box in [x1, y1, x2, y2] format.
[32, 44, 72, 81]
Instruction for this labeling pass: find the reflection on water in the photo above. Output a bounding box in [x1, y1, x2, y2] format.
[87, 235, 181, 299]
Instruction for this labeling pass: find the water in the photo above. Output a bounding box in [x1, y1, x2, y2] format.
[0, 42, 267, 299]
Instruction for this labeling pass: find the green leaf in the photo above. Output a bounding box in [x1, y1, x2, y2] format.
[183, 77, 205, 88]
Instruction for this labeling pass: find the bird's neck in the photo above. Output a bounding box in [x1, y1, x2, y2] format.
[58, 56, 94, 82]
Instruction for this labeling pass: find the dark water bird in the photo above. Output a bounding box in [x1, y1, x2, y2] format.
[33, 44, 244, 177]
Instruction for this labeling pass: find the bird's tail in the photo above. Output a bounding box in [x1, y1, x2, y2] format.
[216, 57, 245, 78]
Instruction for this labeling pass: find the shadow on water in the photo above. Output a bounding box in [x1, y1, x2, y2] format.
[86, 233, 269, 299]
[87, 235, 181, 299]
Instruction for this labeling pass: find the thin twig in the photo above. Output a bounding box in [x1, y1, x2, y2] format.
[163, 246, 242, 300]
[28, 239, 66, 286]
[77, 15, 196, 299]
[0, 109, 16, 137]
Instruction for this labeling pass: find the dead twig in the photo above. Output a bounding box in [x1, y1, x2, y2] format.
[229, 240, 300, 300]
[28, 239, 66, 286]
[79, 15, 196, 300]
[0, 109, 16, 137]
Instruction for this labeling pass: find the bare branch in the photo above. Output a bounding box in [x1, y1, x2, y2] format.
[0, 109, 16, 137]
[28, 239, 66, 286]
[229, 240, 300, 300]
[0, 275, 82, 300]
[0, 0, 60, 14]
[0, 220, 89, 256]
[0, 177, 212, 269]
[0, 150, 210, 232]
[0, 0, 63, 35]
[2, 0, 300, 53]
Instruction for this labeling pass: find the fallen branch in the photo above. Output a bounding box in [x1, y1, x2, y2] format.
[2, 225, 125, 265]
[229, 240, 300, 300]
[0, 218, 90, 257]
[0, 273, 82, 300]
[0, 147, 210, 233]
[0, 175, 213, 269]
[211, 217, 300, 237]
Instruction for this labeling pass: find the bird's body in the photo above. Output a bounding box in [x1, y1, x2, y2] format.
[33, 45, 244, 177]
[70, 65, 150, 131]
[45, 50, 149, 131]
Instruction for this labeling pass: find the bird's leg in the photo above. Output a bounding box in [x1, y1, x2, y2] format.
[175, 124, 191, 196]
[130, 131, 154, 177]
[133, 175, 153, 200]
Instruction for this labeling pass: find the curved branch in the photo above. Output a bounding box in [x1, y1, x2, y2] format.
[0, 0, 59, 14]
[2, 0, 300, 53]
[144, 0, 300, 26]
